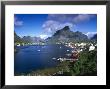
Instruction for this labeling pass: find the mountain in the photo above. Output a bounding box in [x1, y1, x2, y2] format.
[85, 32, 97, 39]
[14, 32, 22, 43]
[14, 32, 44, 43]
[22, 36, 44, 43]
[90, 34, 97, 41]
[46, 26, 88, 43]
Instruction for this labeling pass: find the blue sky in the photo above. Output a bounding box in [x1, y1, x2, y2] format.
[14, 14, 97, 39]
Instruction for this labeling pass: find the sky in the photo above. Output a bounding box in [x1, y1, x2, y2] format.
[14, 14, 97, 39]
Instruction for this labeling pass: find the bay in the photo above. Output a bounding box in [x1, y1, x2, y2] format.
[14, 44, 73, 74]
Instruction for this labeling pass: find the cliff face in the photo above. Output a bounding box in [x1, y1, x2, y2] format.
[46, 26, 88, 43]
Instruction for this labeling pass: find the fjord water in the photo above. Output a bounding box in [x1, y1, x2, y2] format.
[14, 44, 72, 74]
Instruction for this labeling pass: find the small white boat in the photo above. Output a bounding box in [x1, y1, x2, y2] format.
[37, 50, 40, 51]
[67, 50, 69, 51]
[52, 57, 56, 60]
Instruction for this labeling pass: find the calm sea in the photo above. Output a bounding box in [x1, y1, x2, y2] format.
[14, 44, 73, 74]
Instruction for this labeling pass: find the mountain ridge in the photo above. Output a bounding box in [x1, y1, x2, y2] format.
[15, 26, 96, 44]
[46, 26, 89, 43]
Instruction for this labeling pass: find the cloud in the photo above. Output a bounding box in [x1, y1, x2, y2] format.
[42, 20, 74, 35]
[48, 14, 75, 23]
[40, 34, 49, 39]
[73, 14, 95, 23]
[42, 14, 96, 36]
[48, 14, 96, 23]
[42, 20, 60, 34]
[48, 14, 67, 22]
[85, 32, 97, 39]
[14, 17, 23, 26]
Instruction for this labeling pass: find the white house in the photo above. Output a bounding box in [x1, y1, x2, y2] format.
[89, 45, 95, 51]
[16, 43, 20, 47]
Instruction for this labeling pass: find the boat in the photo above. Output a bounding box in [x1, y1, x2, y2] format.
[52, 57, 56, 60]
[67, 50, 69, 51]
[37, 50, 40, 51]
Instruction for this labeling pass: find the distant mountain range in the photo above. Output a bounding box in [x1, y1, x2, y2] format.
[14, 26, 97, 44]
[22, 36, 44, 43]
[14, 32, 44, 43]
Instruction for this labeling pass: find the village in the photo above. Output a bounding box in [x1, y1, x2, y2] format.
[55, 42, 97, 62]
[15, 42, 97, 52]
[15, 42, 97, 53]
